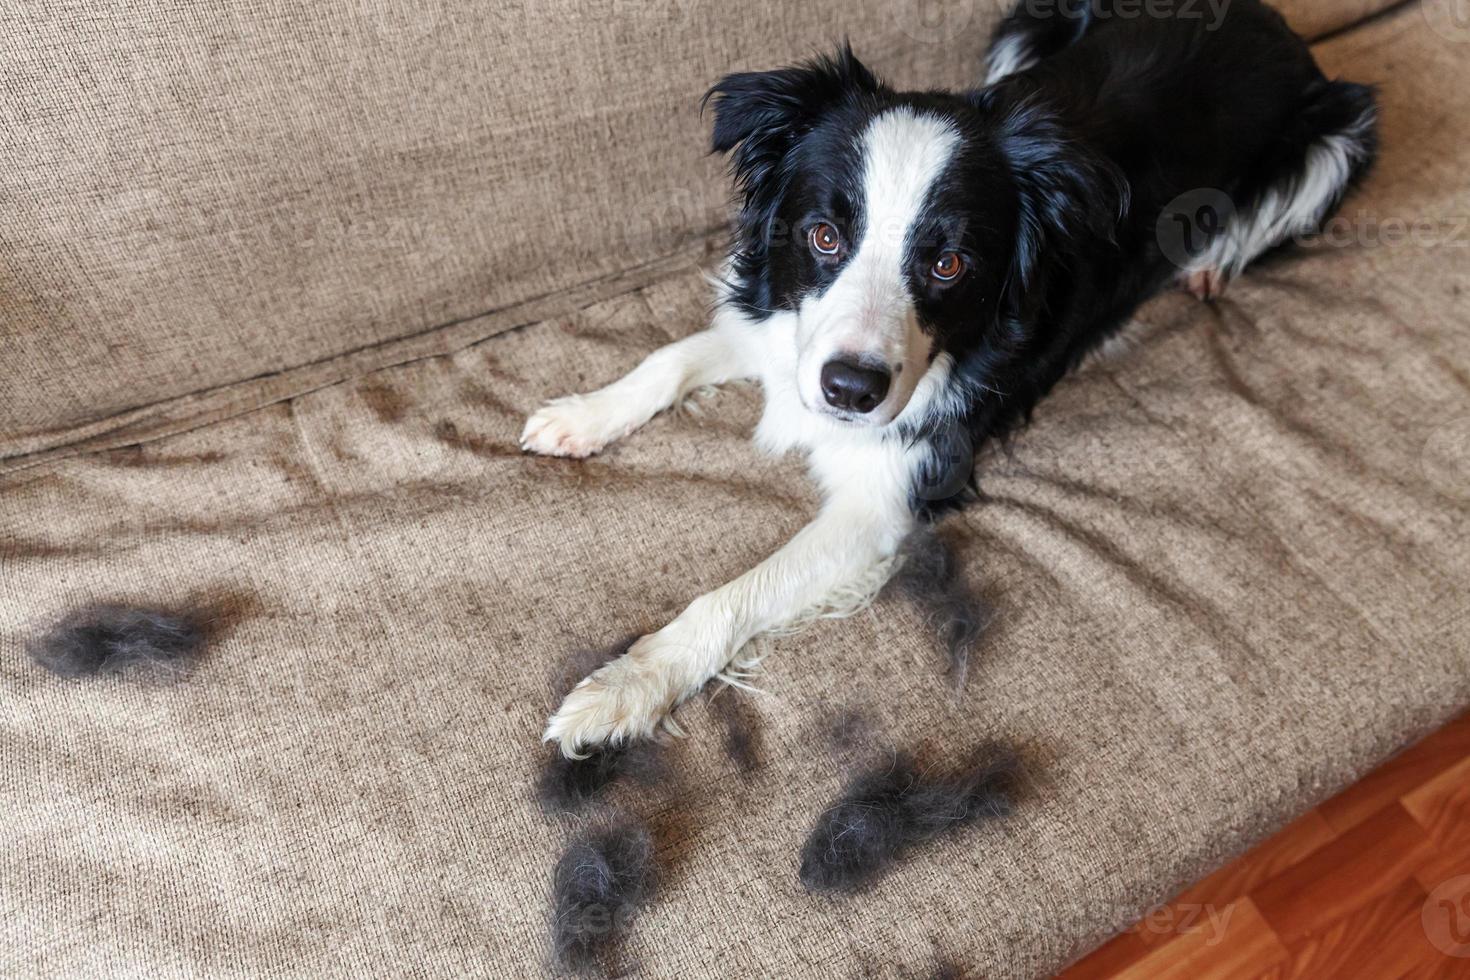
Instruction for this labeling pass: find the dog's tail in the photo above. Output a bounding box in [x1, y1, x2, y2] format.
[1184, 78, 1379, 284]
[983, 0, 1093, 85]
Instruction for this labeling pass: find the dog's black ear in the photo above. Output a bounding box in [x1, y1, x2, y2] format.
[704, 45, 881, 237]
[992, 101, 1130, 318]
[704, 43, 880, 173]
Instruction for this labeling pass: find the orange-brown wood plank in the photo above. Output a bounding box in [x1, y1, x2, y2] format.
[1060, 710, 1470, 978]
[1410, 870, 1470, 964]
[1317, 713, 1470, 835]
[1054, 930, 1152, 979]
[1403, 755, 1470, 891]
[1121, 809, 1340, 956]
[1250, 802, 1435, 945]
[1169, 809, 1339, 915]
[1267, 877, 1438, 979]
[1105, 898, 1286, 980]
[1400, 959, 1470, 980]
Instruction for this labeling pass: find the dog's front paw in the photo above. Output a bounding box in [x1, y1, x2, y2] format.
[520, 393, 635, 458]
[544, 640, 678, 758]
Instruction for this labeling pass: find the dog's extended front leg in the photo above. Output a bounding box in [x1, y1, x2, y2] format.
[544, 440, 919, 757]
[521, 309, 759, 458]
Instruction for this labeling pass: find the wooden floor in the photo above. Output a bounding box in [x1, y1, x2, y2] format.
[1059, 711, 1470, 979]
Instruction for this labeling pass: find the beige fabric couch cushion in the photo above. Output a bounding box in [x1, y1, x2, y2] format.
[0, 0, 997, 459]
[1283, 0, 1415, 36]
[3, 7, 1467, 977]
[0, 0, 1407, 463]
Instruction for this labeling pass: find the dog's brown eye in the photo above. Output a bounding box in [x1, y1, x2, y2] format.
[810, 223, 841, 256]
[932, 252, 964, 282]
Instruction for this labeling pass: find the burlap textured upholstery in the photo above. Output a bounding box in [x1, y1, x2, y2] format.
[3, 1, 1467, 977]
[0, 0, 1406, 466]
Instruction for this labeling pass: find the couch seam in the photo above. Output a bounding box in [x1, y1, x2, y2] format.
[0, 230, 726, 475]
[1307, 0, 1420, 45]
[2, 0, 1417, 473]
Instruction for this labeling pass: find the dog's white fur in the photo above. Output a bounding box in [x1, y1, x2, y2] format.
[525, 109, 961, 757]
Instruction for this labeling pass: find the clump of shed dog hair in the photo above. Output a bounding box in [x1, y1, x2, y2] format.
[885, 523, 991, 688]
[799, 744, 1019, 893]
[537, 741, 669, 814]
[550, 818, 657, 975]
[27, 604, 206, 678]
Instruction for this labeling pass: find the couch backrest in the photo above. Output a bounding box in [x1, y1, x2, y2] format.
[0, 0, 1384, 461]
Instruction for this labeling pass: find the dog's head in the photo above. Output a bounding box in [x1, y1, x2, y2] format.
[706, 46, 1125, 427]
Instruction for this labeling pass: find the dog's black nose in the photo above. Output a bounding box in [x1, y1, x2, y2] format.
[820, 358, 891, 414]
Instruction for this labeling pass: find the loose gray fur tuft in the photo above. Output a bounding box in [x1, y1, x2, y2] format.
[799, 745, 1018, 893]
[27, 605, 205, 678]
[887, 524, 992, 688]
[536, 742, 667, 814]
[550, 819, 656, 975]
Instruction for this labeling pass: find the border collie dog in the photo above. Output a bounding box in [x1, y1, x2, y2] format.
[525, 0, 1377, 757]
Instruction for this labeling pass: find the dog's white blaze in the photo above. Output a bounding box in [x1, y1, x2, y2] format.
[797, 108, 961, 426]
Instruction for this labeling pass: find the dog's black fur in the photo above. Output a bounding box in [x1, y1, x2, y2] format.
[706, 0, 1377, 514]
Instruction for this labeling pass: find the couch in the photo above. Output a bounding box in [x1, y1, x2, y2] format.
[3, 1, 1467, 975]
